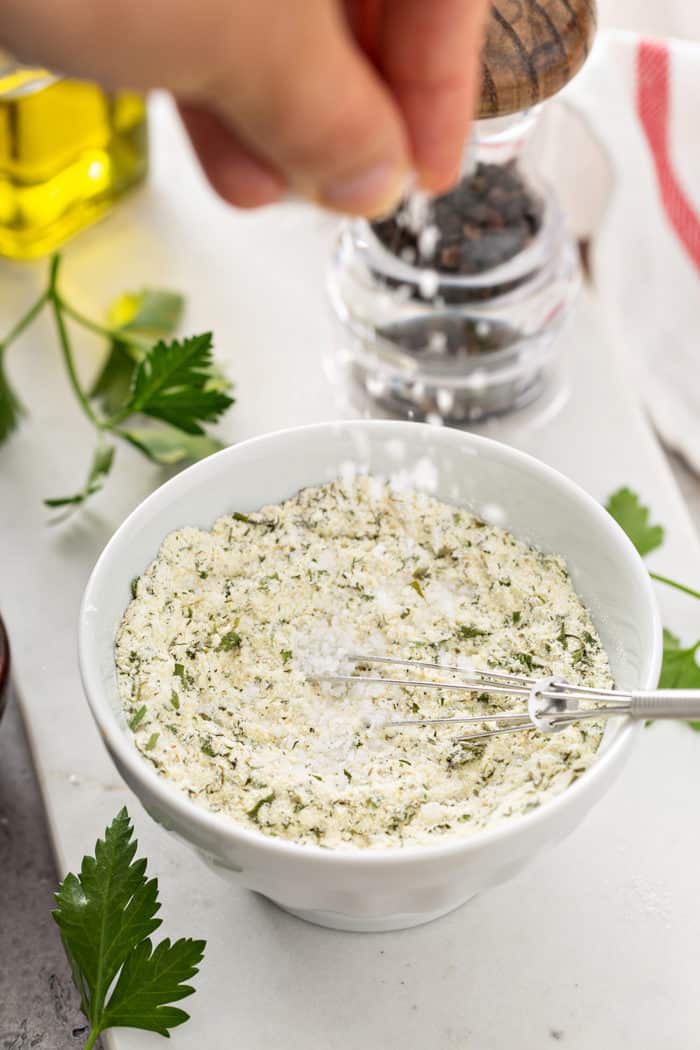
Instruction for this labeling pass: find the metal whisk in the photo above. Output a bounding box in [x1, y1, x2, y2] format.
[309, 653, 700, 742]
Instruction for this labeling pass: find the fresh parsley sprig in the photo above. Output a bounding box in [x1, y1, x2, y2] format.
[54, 808, 205, 1049]
[0, 253, 234, 516]
[606, 486, 700, 717]
[605, 487, 665, 557]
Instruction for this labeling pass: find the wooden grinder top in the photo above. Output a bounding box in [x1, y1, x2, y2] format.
[479, 0, 596, 119]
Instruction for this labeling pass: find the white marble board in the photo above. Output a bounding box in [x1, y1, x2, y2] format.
[1, 97, 699, 1049]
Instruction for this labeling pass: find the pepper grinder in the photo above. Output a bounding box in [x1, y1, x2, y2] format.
[328, 2, 596, 424]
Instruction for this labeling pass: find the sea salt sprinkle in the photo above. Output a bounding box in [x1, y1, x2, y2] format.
[425, 412, 445, 427]
[427, 331, 448, 354]
[418, 224, 440, 261]
[396, 188, 432, 234]
[436, 389, 455, 416]
[373, 163, 543, 276]
[365, 374, 387, 399]
[117, 477, 611, 850]
[418, 269, 440, 300]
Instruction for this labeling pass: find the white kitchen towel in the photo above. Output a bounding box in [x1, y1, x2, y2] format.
[545, 31, 700, 473]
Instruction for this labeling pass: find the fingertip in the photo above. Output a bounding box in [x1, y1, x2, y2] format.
[318, 161, 408, 217]
[417, 162, 462, 197]
[379, 0, 488, 196]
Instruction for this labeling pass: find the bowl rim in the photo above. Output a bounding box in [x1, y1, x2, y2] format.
[79, 419, 662, 866]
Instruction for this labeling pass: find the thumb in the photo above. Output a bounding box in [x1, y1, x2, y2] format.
[198, 1, 410, 215]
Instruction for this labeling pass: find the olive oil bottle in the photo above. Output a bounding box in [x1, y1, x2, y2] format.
[0, 59, 148, 259]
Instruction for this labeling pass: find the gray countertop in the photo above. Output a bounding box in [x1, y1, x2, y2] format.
[0, 692, 97, 1049]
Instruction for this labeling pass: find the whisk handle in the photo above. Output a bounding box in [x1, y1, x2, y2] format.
[630, 691, 700, 719]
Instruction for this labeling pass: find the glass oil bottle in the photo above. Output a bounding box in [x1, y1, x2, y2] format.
[0, 58, 148, 259]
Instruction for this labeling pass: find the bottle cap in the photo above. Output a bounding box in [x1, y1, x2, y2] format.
[479, 1, 596, 118]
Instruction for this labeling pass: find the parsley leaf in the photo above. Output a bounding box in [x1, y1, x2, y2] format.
[128, 705, 147, 731]
[660, 630, 700, 730]
[44, 442, 115, 511]
[663, 627, 680, 652]
[247, 791, 275, 822]
[90, 341, 136, 418]
[110, 289, 185, 337]
[606, 488, 700, 731]
[124, 333, 234, 435]
[91, 290, 184, 416]
[660, 630, 700, 688]
[606, 487, 664, 556]
[409, 579, 425, 600]
[118, 424, 223, 465]
[606, 487, 700, 598]
[514, 652, 542, 673]
[217, 630, 242, 652]
[53, 808, 205, 1047]
[456, 625, 489, 640]
[97, 936, 206, 1037]
[232, 510, 276, 529]
[0, 350, 23, 443]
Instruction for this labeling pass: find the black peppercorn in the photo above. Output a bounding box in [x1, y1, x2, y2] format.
[372, 161, 543, 280]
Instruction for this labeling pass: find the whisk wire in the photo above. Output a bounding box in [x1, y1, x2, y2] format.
[308, 651, 700, 742]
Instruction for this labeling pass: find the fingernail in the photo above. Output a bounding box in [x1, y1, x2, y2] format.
[320, 162, 406, 217]
[417, 165, 461, 196]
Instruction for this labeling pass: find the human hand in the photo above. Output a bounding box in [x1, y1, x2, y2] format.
[2, 0, 490, 215]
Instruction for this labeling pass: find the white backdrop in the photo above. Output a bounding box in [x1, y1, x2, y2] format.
[598, 0, 700, 39]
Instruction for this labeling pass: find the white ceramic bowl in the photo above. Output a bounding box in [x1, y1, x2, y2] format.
[79, 421, 661, 932]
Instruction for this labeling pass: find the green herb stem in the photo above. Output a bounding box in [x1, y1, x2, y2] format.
[104, 405, 132, 428]
[82, 1028, 101, 1050]
[47, 258, 102, 429]
[650, 572, 700, 602]
[2, 252, 231, 513]
[0, 289, 49, 354]
[50, 294, 103, 428]
[47, 252, 61, 296]
[59, 299, 152, 353]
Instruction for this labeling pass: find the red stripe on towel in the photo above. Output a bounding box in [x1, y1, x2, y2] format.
[637, 39, 700, 273]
